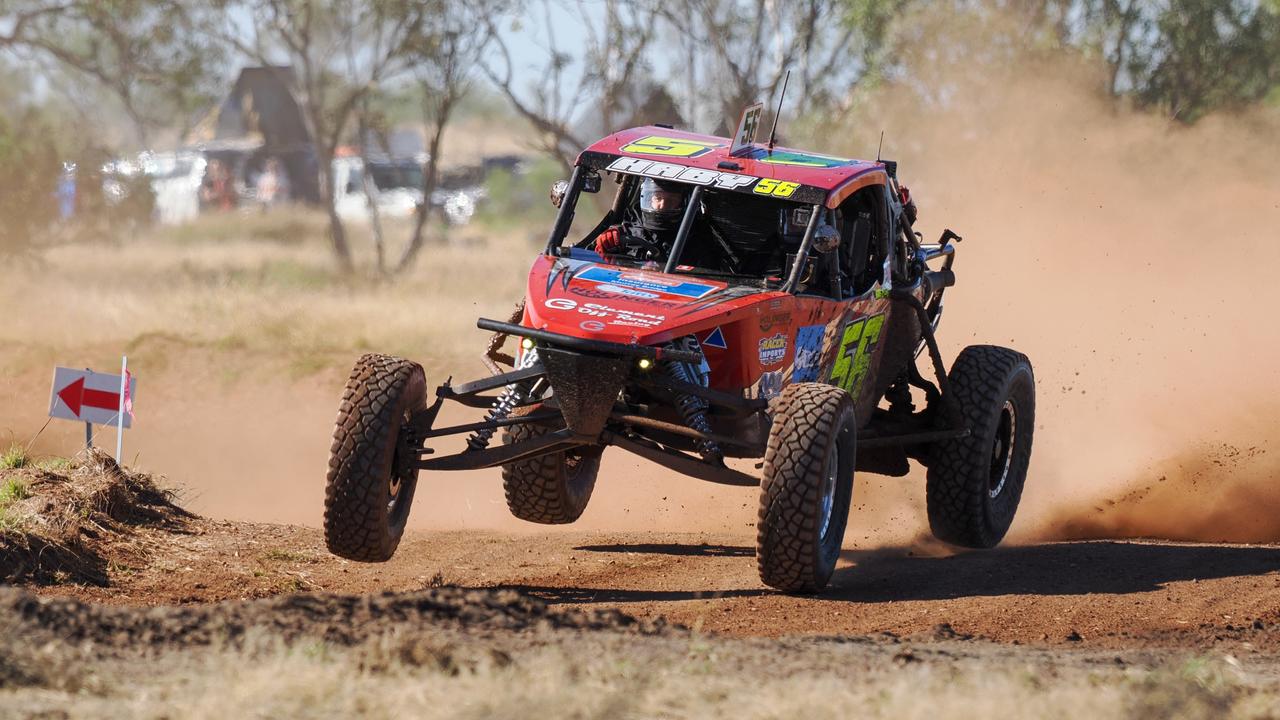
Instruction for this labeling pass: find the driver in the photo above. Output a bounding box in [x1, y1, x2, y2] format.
[594, 178, 687, 256]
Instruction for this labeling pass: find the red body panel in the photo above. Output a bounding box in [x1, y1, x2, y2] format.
[522, 255, 904, 414]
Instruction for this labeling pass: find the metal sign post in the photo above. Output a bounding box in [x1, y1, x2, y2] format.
[115, 356, 128, 462]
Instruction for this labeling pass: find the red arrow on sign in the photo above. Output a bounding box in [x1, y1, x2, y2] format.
[57, 377, 121, 417]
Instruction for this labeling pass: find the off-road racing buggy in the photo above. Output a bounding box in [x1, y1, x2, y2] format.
[323, 121, 1035, 593]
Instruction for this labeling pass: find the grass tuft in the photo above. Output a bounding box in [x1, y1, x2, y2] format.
[0, 478, 31, 505]
[0, 444, 29, 470]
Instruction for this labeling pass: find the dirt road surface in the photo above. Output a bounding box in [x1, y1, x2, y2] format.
[35, 511, 1280, 651]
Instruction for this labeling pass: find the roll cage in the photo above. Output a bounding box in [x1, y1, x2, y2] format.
[544, 163, 916, 299]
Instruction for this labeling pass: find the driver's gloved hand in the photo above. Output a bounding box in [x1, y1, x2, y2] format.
[594, 227, 622, 255]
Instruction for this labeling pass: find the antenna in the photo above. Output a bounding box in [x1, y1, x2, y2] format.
[876, 131, 885, 162]
[767, 70, 791, 153]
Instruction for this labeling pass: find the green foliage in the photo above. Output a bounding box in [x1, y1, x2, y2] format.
[3, 0, 228, 139]
[1125, 0, 1280, 122]
[0, 477, 31, 504]
[974, 0, 1280, 122]
[0, 444, 28, 470]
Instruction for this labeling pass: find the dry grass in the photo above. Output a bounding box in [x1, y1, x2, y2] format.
[2, 630, 1278, 720]
[0, 209, 543, 379]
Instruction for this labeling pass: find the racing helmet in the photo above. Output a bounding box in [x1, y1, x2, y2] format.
[639, 178, 686, 233]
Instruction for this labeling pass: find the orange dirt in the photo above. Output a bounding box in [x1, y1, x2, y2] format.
[29, 512, 1280, 651]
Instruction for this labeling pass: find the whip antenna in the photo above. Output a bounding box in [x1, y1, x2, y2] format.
[767, 70, 791, 152]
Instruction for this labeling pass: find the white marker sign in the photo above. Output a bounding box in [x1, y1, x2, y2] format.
[730, 102, 764, 156]
[49, 367, 136, 428]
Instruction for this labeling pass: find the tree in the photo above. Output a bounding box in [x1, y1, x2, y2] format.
[391, 8, 498, 274]
[0, 0, 224, 144]
[204, 0, 441, 273]
[932, 0, 1280, 122]
[1125, 0, 1280, 122]
[483, 0, 662, 167]
[660, 0, 899, 133]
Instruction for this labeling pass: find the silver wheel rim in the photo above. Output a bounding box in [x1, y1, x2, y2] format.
[388, 476, 401, 513]
[989, 400, 1017, 498]
[818, 442, 839, 541]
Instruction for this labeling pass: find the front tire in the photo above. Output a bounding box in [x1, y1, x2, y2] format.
[927, 345, 1035, 548]
[324, 354, 426, 561]
[501, 406, 603, 524]
[756, 383, 856, 593]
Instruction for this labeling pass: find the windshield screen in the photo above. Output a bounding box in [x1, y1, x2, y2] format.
[572, 172, 812, 284]
[369, 163, 423, 191]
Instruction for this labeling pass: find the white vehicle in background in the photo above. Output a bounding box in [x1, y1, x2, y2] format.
[143, 151, 207, 225]
[332, 155, 484, 226]
[332, 156, 424, 222]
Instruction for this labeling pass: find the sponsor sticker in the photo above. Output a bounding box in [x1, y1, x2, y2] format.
[568, 285, 681, 308]
[830, 314, 886, 396]
[758, 311, 791, 332]
[578, 266, 718, 299]
[545, 298, 577, 310]
[757, 370, 783, 401]
[702, 327, 727, 350]
[758, 333, 787, 366]
[607, 156, 757, 192]
[597, 283, 661, 300]
[579, 319, 606, 332]
[793, 324, 826, 382]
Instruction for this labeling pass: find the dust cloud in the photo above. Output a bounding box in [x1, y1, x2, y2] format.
[827, 42, 1280, 545]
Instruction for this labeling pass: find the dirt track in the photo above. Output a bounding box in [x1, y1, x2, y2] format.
[32, 508, 1280, 650]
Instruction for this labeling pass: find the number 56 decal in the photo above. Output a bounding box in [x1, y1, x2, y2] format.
[829, 313, 885, 397]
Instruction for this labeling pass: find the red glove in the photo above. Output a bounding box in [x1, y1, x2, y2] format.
[898, 185, 918, 226]
[594, 227, 622, 255]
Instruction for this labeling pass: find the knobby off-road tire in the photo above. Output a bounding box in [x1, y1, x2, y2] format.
[927, 345, 1035, 549]
[324, 353, 426, 562]
[501, 405, 603, 524]
[757, 382, 857, 593]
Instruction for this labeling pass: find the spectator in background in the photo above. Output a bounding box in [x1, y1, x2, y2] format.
[199, 159, 237, 212]
[255, 157, 290, 209]
[56, 163, 76, 221]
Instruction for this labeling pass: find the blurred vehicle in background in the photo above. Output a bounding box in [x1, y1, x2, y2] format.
[332, 153, 521, 227]
[144, 151, 207, 224]
[332, 155, 426, 221]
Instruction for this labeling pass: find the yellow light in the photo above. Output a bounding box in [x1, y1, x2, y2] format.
[521, 338, 534, 350]
[638, 358, 653, 370]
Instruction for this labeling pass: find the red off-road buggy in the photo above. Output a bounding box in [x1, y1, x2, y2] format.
[323, 125, 1035, 593]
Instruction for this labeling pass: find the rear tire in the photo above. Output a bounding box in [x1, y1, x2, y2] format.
[927, 345, 1035, 548]
[324, 354, 426, 562]
[501, 406, 603, 524]
[757, 383, 856, 593]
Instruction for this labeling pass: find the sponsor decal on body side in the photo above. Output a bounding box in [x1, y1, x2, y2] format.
[757, 370, 783, 401]
[702, 327, 727, 350]
[544, 297, 667, 329]
[758, 333, 787, 366]
[758, 311, 791, 332]
[792, 324, 826, 382]
[829, 314, 887, 397]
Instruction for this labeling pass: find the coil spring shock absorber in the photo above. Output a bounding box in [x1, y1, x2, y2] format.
[467, 347, 539, 451]
[662, 336, 723, 464]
